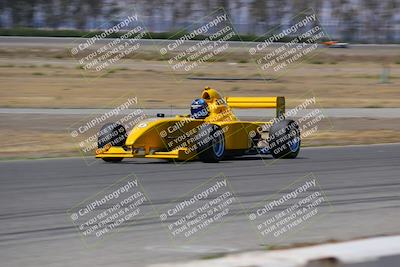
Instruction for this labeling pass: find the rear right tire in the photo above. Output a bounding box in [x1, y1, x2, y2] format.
[268, 119, 301, 159]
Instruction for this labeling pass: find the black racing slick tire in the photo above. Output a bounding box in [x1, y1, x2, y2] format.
[97, 123, 127, 163]
[269, 119, 301, 159]
[196, 124, 225, 163]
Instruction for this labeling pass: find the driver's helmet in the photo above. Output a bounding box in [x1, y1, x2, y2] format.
[190, 98, 209, 119]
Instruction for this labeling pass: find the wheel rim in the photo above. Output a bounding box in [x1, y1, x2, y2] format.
[289, 137, 300, 152]
[288, 123, 300, 152]
[213, 132, 225, 157]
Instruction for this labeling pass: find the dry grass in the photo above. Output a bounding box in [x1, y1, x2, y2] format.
[0, 45, 399, 108]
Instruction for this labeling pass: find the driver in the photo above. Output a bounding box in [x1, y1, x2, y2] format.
[190, 98, 209, 119]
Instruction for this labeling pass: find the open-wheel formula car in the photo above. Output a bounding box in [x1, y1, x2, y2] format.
[96, 87, 301, 163]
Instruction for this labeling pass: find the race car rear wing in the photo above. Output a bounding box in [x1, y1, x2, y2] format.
[225, 96, 285, 118]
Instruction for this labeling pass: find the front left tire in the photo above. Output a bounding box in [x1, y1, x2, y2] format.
[98, 122, 127, 163]
[195, 124, 225, 163]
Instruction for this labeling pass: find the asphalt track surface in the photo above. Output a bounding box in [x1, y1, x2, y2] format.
[1, 143, 400, 267]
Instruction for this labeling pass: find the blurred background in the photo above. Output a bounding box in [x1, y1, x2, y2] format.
[0, 0, 399, 42]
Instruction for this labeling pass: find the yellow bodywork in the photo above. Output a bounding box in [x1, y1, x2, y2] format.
[96, 87, 285, 161]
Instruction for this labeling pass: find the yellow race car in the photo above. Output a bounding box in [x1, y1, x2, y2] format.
[96, 87, 300, 163]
